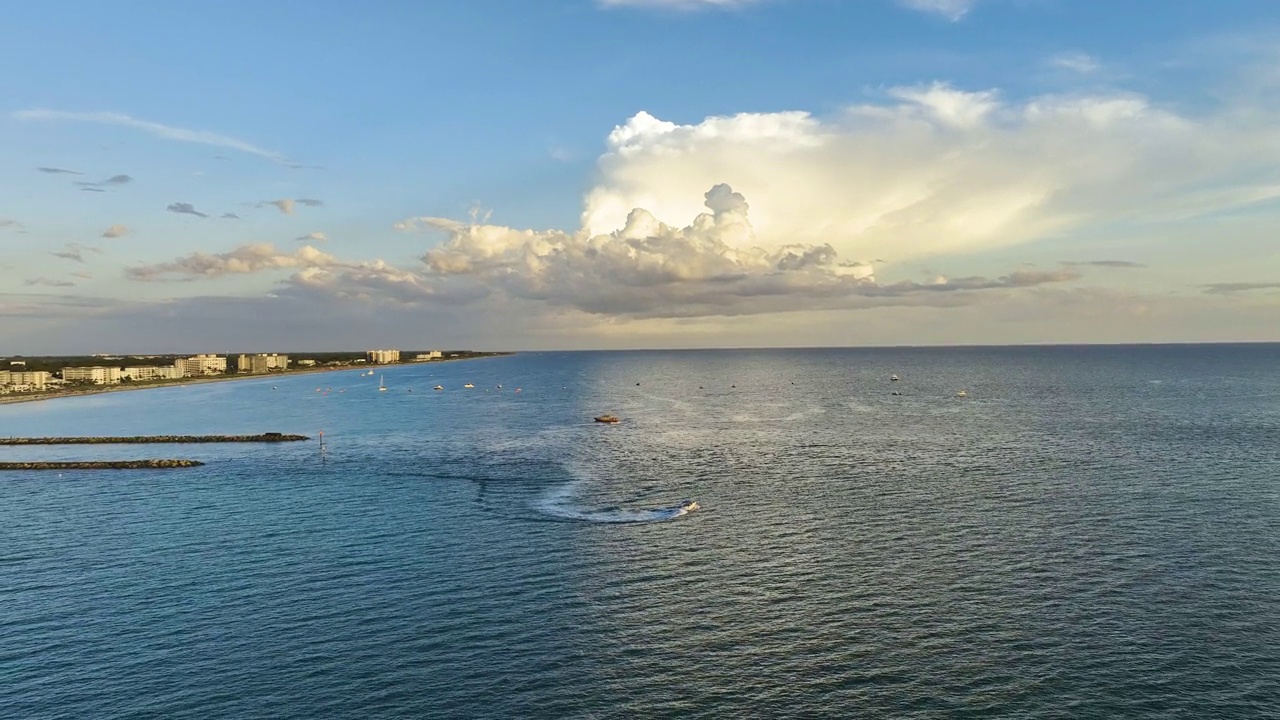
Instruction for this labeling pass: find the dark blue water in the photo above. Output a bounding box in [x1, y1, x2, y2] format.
[2, 346, 1279, 718]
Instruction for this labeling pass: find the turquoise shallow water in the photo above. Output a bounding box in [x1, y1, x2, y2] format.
[2, 346, 1279, 718]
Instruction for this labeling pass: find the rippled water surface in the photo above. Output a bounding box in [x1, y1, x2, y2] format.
[3, 346, 1279, 718]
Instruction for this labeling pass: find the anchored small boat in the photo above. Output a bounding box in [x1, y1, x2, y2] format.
[956, 389, 968, 398]
[594, 414, 620, 424]
[434, 385, 444, 391]
[463, 383, 475, 388]
[890, 374, 900, 381]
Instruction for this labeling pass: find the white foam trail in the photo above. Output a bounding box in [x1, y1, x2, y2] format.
[534, 477, 692, 524]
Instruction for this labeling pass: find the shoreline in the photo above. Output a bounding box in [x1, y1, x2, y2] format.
[0, 353, 511, 407]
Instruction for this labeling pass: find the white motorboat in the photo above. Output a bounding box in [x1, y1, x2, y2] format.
[679, 499, 700, 512]
[956, 389, 968, 398]
[890, 374, 900, 381]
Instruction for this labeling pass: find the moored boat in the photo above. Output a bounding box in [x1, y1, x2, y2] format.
[594, 414, 620, 424]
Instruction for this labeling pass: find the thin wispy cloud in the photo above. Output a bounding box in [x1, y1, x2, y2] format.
[1202, 282, 1280, 294]
[1050, 51, 1101, 74]
[598, 0, 761, 8]
[898, 0, 975, 21]
[296, 231, 329, 243]
[166, 202, 208, 218]
[13, 109, 290, 163]
[81, 187, 106, 193]
[25, 277, 77, 288]
[0, 219, 22, 230]
[259, 198, 324, 214]
[50, 243, 102, 263]
[37, 167, 82, 175]
[76, 174, 133, 187]
[1061, 260, 1145, 268]
[70, 271, 94, 280]
[221, 212, 241, 220]
[603, 0, 975, 19]
[102, 224, 129, 238]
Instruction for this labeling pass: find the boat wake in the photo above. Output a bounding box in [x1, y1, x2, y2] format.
[534, 481, 696, 524]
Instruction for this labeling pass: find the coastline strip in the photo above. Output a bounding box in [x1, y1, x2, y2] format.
[0, 352, 512, 407]
[0, 460, 204, 470]
[0, 434, 308, 445]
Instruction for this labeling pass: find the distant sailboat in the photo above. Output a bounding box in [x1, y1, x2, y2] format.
[379, 375, 387, 392]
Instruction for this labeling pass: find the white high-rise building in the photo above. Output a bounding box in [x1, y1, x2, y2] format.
[121, 366, 182, 381]
[366, 349, 401, 364]
[175, 354, 227, 376]
[237, 354, 290, 374]
[62, 366, 123, 384]
[0, 370, 52, 389]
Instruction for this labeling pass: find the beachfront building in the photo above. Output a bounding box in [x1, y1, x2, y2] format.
[121, 365, 182, 381]
[296, 359, 317, 367]
[237, 353, 290, 374]
[62, 366, 124, 385]
[413, 351, 444, 361]
[0, 370, 52, 390]
[366, 349, 400, 364]
[175, 354, 227, 377]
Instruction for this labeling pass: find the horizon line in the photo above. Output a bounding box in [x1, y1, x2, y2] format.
[5, 340, 1280, 358]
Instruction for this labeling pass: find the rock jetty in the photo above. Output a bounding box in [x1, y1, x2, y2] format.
[0, 433, 308, 445]
[0, 459, 205, 470]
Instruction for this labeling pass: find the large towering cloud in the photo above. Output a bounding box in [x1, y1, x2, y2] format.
[393, 183, 1076, 318]
[116, 81, 1280, 328]
[582, 85, 1280, 265]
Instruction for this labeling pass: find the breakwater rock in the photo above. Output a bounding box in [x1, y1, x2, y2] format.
[0, 459, 205, 470]
[0, 433, 309, 445]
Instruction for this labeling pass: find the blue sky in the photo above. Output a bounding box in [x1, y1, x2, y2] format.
[2, 0, 1279, 352]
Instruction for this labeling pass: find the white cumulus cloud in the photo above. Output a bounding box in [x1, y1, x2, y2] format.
[127, 244, 338, 281]
[582, 85, 1280, 266]
[395, 183, 1076, 319]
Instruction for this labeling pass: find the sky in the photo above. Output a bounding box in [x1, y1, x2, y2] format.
[2, 0, 1279, 353]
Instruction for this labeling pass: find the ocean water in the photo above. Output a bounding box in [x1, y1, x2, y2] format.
[2, 346, 1278, 718]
